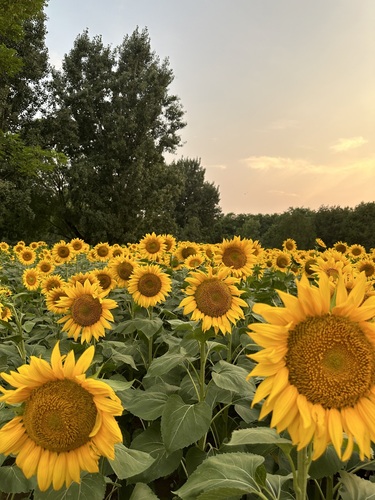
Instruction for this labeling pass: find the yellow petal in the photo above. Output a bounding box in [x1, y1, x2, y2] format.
[327, 408, 343, 459]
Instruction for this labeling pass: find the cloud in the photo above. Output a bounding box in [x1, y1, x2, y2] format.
[242, 156, 323, 173]
[330, 136, 368, 152]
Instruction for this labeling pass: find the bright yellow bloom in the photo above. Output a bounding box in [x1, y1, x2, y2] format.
[138, 232, 166, 261]
[248, 272, 375, 461]
[57, 280, 117, 343]
[17, 247, 37, 266]
[214, 236, 256, 278]
[180, 266, 248, 335]
[22, 268, 40, 291]
[0, 342, 123, 491]
[127, 264, 172, 308]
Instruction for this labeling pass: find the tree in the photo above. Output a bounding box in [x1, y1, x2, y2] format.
[262, 207, 317, 249]
[171, 158, 221, 242]
[0, 0, 67, 244]
[32, 28, 187, 243]
[0, 0, 48, 131]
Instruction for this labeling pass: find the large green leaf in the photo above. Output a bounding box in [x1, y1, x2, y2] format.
[121, 388, 169, 420]
[173, 452, 266, 500]
[339, 470, 375, 500]
[108, 442, 155, 479]
[128, 422, 183, 484]
[33, 473, 106, 500]
[145, 351, 193, 378]
[136, 317, 164, 338]
[227, 427, 293, 453]
[161, 394, 212, 452]
[0, 465, 36, 493]
[211, 361, 255, 397]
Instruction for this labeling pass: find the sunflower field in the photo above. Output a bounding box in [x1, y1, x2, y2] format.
[1, 234, 375, 500]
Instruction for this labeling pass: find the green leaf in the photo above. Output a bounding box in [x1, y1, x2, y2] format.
[129, 483, 160, 499]
[22, 320, 36, 333]
[128, 422, 183, 484]
[161, 394, 212, 453]
[145, 352, 190, 378]
[211, 361, 255, 397]
[339, 470, 375, 500]
[173, 452, 266, 500]
[133, 317, 163, 339]
[0, 465, 36, 493]
[227, 427, 293, 453]
[103, 378, 133, 393]
[33, 473, 106, 500]
[108, 443, 155, 479]
[121, 389, 168, 420]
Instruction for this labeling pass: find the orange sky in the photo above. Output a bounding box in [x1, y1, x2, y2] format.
[46, 0, 375, 215]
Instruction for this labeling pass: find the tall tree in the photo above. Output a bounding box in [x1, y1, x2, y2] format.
[171, 158, 221, 242]
[34, 28, 187, 243]
[0, 0, 67, 244]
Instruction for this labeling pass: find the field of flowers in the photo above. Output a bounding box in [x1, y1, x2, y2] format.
[0, 234, 375, 500]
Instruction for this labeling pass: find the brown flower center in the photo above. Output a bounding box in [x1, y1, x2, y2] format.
[286, 314, 375, 409]
[222, 246, 247, 269]
[71, 294, 102, 326]
[117, 262, 134, 280]
[23, 380, 97, 452]
[137, 273, 162, 297]
[194, 279, 233, 317]
[57, 246, 70, 258]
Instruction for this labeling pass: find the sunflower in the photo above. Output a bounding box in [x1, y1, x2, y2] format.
[315, 238, 326, 248]
[70, 238, 89, 254]
[282, 238, 297, 252]
[22, 269, 40, 291]
[348, 244, 366, 260]
[90, 268, 117, 292]
[0, 341, 123, 491]
[357, 259, 375, 278]
[93, 242, 112, 262]
[40, 274, 66, 295]
[108, 256, 139, 287]
[45, 287, 69, 314]
[175, 242, 200, 262]
[69, 272, 99, 287]
[214, 236, 256, 278]
[52, 241, 74, 264]
[127, 264, 172, 308]
[139, 232, 166, 261]
[36, 259, 55, 275]
[17, 247, 37, 266]
[179, 266, 248, 335]
[272, 251, 292, 272]
[184, 253, 206, 269]
[333, 241, 348, 254]
[0, 241, 9, 253]
[248, 272, 375, 461]
[162, 234, 177, 253]
[57, 280, 118, 343]
[1, 306, 12, 322]
[111, 244, 126, 258]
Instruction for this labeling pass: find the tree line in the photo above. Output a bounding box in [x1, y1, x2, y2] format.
[1, 1, 374, 250]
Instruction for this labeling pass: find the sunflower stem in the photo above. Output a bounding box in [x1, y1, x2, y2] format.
[9, 304, 27, 363]
[294, 445, 312, 500]
[198, 339, 207, 403]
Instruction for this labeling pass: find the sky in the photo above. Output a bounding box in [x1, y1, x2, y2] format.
[44, 0, 375, 215]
